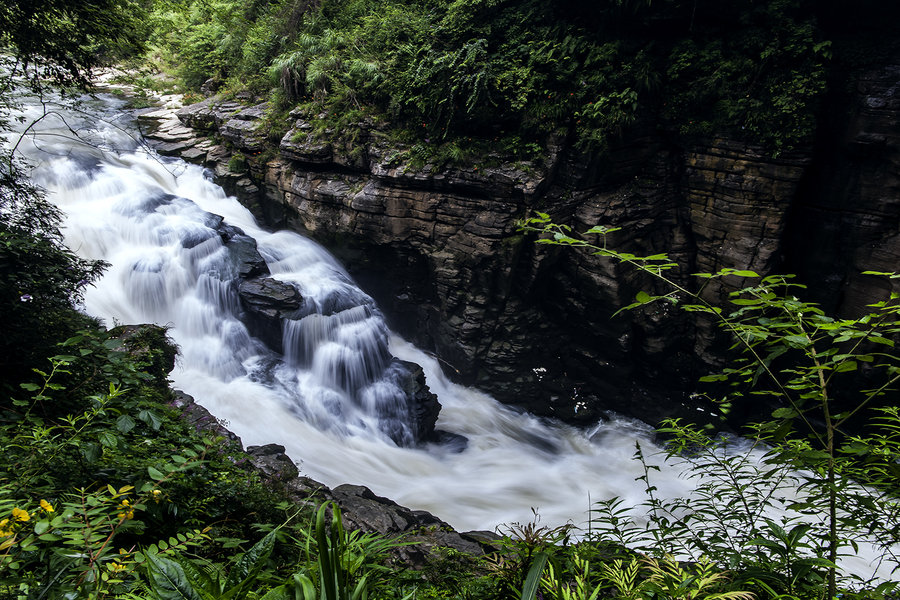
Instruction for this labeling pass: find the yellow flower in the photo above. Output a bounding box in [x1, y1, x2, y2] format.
[39, 499, 54, 513]
[0, 518, 12, 537]
[151, 489, 162, 503]
[117, 510, 134, 521]
[11, 507, 30, 522]
[119, 499, 130, 508]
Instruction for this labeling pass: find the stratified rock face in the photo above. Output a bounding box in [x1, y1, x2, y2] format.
[144, 53, 899, 427]
[785, 61, 900, 316]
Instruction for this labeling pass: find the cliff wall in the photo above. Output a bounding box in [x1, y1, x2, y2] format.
[143, 54, 899, 427]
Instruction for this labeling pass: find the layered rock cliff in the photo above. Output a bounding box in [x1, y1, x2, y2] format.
[140, 51, 899, 428]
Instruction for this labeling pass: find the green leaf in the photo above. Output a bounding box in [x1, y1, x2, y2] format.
[772, 407, 798, 419]
[116, 414, 136, 433]
[635, 291, 652, 304]
[19, 382, 40, 392]
[139, 409, 164, 430]
[81, 443, 100, 463]
[99, 431, 119, 449]
[521, 552, 550, 600]
[730, 298, 762, 306]
[833, 360, 857, 373]
[258, 585, 296, 600]
[699, 374, 729, 383]
[33, 520, 50, 535]
[148, 466, 166, 481]
[145, 553, 207, 600]
[288, 574, 317, 600]
[784, 334, 810, 347]
[223, 529, 277, 596]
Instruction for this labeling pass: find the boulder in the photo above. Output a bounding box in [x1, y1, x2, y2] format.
[170, 390, 242, 446]
[397, 360, 449, 447]
[246, 443, 299, 481]
[238, 277, 303, 352]
[168, 397, 494, 568]
[218, 223, 269, 279]
[332, 484, 493, 567]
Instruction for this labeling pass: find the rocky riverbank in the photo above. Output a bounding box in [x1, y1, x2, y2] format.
[118, 322, 494, 566]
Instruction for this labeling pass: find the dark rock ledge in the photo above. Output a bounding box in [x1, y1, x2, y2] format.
[171, 390, 496, 567]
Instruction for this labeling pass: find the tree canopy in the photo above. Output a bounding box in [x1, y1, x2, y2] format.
[0, 0, 149, 89]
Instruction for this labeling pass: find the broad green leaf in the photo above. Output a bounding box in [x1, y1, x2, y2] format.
[772, 407, 798, 419]
[99, 431, 118, 449]
[223, 529, 277, 596]
[145, 553, 207, 600]
[521, 552, 550, 600]
[784, 335, 810, 347]
[833, 360, 858, 373]
[148, 466, 166, 481]
[116, 414, 136, 433]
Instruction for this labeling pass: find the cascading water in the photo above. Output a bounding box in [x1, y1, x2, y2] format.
[8, 93, 680, 527]
[6, 93, 894, 582]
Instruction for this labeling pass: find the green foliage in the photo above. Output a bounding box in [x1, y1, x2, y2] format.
[143, 528, 278, 600]
[228, 152, 249, 173]
[486, 510, 573, 598]
[147, 0, 830, 158]
[521, 213, 900, 598]
[290, 501, 416, 600]
[0, 0, 149, 90]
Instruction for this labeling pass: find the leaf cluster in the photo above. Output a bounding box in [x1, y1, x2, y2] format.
[147, 0, 831, 157]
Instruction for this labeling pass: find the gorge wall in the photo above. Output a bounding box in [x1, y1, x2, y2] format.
[142, 51, 899, 428]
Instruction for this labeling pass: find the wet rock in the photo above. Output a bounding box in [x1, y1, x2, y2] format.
[331, 484, 490, 567]
[165, 394, 492, 568]
[170, 390, 242, 445]
[396, 360, 444, 446]
[218, 223, 269, 279]
[246, 444, 299, 481]
[238, 277, 304, 351]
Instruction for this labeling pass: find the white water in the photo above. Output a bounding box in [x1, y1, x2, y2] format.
[6, 94, 895, 583]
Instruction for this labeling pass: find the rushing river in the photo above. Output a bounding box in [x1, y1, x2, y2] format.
[6, 93, 894, 583]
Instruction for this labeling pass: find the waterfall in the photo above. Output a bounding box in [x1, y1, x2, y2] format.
[6, 94, 893, 582]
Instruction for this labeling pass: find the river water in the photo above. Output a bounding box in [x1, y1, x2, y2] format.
[6, 93, 894, 583]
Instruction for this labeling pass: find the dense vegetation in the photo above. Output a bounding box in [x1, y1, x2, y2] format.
[144, 0, 836, 160]
[2, 0, 900, 598]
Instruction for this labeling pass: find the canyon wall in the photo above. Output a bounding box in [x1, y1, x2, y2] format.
[143, 54, 899, 427]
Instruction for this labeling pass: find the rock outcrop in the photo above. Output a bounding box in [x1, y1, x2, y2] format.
[139, 51, 900, 427]
[174, 398, 493, 567]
